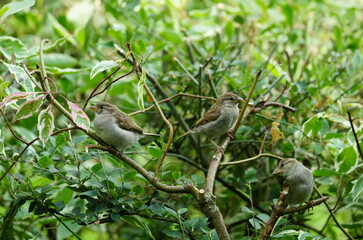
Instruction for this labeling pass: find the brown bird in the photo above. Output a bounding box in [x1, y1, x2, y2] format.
[90, 102, 159, 150]
[273, 158, 314, 205]
[176, 93, 244, 143]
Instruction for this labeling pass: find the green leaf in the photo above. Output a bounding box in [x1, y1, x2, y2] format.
[111, 212, 121, 221]
[178, 208, 187, 215]
[162, 229, 183, 238]
[38, 104, 54, 146]
[12, 94, 45, 122]
[124, 170, 137, 180]
[249, 217, 261, 230]
[225, 21, 234, 41]
[122, 215, 155, 240]
[38, 156, 52, 168]
[282, 4, 294, 27]
[2, 61, 35, 92]
[90, 60, 118, 79]
[241, 206, 254, 214]
[46, 67, 86, 75]
[137, 70, 146, 110]
[350, 175, 363, 203]
[0, 81, 11, 100]
[0, 0, 35, 21]
[0, 36, 34, 60]
[148, 145, 162, 158]
[336, 146, 357, 173]
[313, 169, 338, 177]
[302, 115, 322, 137]
[27, 53, 78, 68]
[164, 206, 178, 218]
[66, 100, 90, 131]
[47, 13, 78, 46]
[132, 185, 143, 195]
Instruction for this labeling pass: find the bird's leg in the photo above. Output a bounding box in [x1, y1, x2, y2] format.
[304, 200, 314, 212]
[225, 130, 234, 139]
[210, 140, 225, 154]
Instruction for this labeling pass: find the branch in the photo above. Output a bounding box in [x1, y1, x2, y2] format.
[261, 186, 329, 239]
[30, 42, 198, 198]
[205, 69, 262, 194]
[86, 144, 198, 194]
[314, 186, 354, 240]
[0, 109, 28, 144]
[196, 70, 263, 240]
[125, 42, 174, 178]
[282, 196, 329, 214]
[252, 102, 296, 113]
[261, 186, 289, 239]
[82, 65, 122, 110]
[129, 93, 216, 116]
[284, 50, 294, 82]
[0, 127, 77, 182]
[347, 110, 363, 161]
[220, 153, 284, 166]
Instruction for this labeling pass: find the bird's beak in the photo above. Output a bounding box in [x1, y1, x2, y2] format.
[272, 168, 282, 175]
[89, 105, 99, 112]
[236, 97, 245, 103]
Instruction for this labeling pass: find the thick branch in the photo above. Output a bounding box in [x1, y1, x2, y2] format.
[261, 186, 289, 239]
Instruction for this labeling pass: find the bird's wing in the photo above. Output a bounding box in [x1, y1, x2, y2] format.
[193, 103, 221, 128]
[114, 112, 143, 134]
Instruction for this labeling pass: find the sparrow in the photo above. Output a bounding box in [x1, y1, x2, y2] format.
[273, 158, 314, 205]
[176, 92, 244, 141]
[90, 102, 159, 150]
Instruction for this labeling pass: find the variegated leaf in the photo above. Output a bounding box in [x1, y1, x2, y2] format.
[37, 104, 54, 147]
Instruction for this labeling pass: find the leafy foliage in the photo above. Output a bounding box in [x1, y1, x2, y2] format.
[1, 0, 363, 240]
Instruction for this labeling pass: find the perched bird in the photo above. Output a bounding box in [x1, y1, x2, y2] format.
[273, 158, 314, 205]
[176, 92, 244, 142]
[90, 102, 159, 150]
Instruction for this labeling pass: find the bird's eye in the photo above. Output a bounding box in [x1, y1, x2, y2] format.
[100, 105, 103, 109]
[229, 97, 234, 100]
[281, 163, 285, 167]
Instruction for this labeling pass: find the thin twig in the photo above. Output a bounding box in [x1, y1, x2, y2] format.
[314, 186, 354, 240]
[284, 50, 294, 82]
[259, 121, 268, 154]
[347, 110, 363, 161]
[1, 109, 28, 144]
[125, 42, 174, 178]
[0, 127, 77, 182]
[252, 102, 296, 113]
[205, 69, 218, 98]
[39, 39, 50, 92]
[90, 67, 137, 99]
[220, 153, 284, 166]
[129, 93, 216, 116]
[172, 56, 199, 85]
[82, 65, 122, 110]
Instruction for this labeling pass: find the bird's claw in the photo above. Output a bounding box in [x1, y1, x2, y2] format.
[304, 200, 314, 212]
[216, 146, 225, 155]
[225, 131, 234, 139]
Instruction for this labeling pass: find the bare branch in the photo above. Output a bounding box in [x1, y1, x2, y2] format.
[220, 153, 284, 166]
[347, 110, 363, 161]
[129, 93, 216, 116]
[1, 109, 28, 144]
